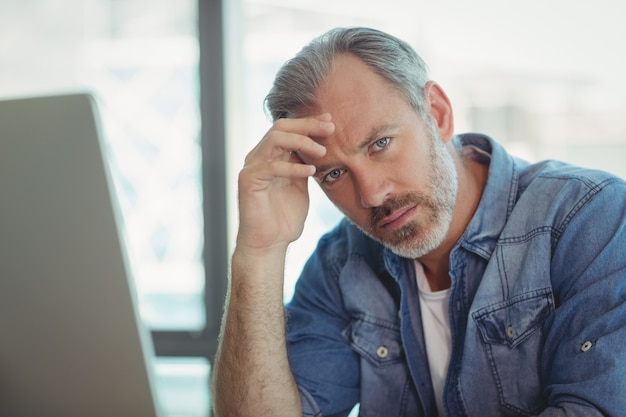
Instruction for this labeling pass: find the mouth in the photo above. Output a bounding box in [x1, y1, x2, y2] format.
[379, 204, 417, 230]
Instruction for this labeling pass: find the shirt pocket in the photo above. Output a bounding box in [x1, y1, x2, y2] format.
[472, 288, 554, 415]
[345, 316, 419, 417]
[346, 315, 403, 367]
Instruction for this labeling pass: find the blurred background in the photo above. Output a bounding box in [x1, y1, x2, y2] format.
[1, 0, 625, 415]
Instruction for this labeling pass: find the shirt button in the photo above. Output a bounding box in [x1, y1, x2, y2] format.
[507, 325, 514, 339]
[376, 346, 389, 359]
[581, 341, 593, 352]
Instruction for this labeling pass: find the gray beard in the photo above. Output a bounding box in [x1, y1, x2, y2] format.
[350, 122, 458, 259]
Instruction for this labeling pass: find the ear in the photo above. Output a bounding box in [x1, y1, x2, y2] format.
[423, 81, 454, 142]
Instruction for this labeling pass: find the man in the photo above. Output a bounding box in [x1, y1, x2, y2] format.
[211, 27, 626, 417]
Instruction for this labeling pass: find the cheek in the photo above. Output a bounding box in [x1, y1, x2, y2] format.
[324, 185, 368, 221]
[395, 151, 428, 188]
[325, 187, 352, 212]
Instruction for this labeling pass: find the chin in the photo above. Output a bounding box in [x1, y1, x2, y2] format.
[347, 212, 450, 259]
[386, 238, 440, 259]
[384, 221, 450, 259]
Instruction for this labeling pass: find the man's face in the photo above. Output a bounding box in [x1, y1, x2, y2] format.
[308, 54, 458, 259]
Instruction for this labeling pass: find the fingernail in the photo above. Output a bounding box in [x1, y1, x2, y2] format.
[320, 121, 334, 129]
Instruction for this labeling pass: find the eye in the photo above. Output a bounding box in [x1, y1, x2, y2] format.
[323, 168, 345, 184]
[373, 137, 391, 151]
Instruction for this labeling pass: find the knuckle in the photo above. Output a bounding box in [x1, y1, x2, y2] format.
[243, 148, 255, 162]
[272, 118, 284, 129]
[263, 129, 286, 148]
[272, 117, 292, 130]
[237, 166, 253, 183]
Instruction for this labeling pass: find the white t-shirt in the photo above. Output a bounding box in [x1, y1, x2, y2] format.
[415, 260, 451, 417]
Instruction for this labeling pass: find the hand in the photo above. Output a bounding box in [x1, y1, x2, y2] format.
[236, 114, 334, 254]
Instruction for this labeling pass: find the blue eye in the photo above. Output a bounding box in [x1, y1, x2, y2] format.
[373, 137, 390, 150]
[324, 169, 343, 183]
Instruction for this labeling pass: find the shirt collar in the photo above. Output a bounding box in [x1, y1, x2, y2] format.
[455, 133, 521, 259]
[380, 133, 521, 277]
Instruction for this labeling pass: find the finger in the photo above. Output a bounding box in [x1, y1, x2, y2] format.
[244, 115, 334, 173]
[267, 159, 316, 179]
[270, 115, 334, 152]
[273, 113, 335, 138]
[239, 160, 314, 192]
[283, 131, 327, 161]
[250, 127, 328, 163]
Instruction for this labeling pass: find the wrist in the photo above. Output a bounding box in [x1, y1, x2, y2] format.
[232, 239, 289, 263]
[230, 244, 288, 294]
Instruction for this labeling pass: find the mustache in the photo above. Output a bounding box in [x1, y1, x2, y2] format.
[370, 192, 425, 226]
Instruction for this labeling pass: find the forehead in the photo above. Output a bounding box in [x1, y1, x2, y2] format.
[311, 54, 416, 141]
[316, 54, 398, 109]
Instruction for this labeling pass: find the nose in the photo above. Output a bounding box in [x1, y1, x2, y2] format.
[353, 168, 391, 208]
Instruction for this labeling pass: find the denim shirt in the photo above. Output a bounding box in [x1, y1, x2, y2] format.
[285, 134, 626, 417]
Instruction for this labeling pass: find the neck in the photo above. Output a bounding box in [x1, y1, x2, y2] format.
[419, 142, 490, 291]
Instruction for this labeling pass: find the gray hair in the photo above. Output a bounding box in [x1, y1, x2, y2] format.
[264, 27, 430, 121]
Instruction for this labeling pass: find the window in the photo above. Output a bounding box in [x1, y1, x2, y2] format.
[1, 0, 204, 332]
[0, 1, 210, 416]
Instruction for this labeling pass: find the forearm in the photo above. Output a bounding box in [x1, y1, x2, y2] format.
[211, 114, 332, 416]
[211, 248, 301, 417]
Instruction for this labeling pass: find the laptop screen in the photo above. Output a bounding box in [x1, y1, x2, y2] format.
[0, 93, 163, 417]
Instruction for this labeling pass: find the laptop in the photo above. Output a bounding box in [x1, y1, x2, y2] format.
[0, 93, 164, 417]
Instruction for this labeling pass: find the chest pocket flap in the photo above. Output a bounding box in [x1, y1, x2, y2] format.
[473, 288, 554, 348]
[346, 315, 403, 367]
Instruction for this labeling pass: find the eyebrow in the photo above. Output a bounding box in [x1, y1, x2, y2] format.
[314, 122, 400, 176]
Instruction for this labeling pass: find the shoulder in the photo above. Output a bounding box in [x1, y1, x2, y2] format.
[519, 160, 624, 193]
[490, 160, 626, 249]
[514, 160, 626, 225]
